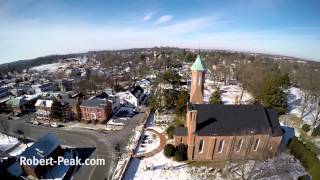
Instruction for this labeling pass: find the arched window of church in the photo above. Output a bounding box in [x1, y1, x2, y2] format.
[199, 139, 204, 153]
[253, 138, 260, 151]
[236, 139, 243, 152]
[218, 140, 224, 153]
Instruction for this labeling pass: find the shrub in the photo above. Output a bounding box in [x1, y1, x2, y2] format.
[288, 137, 320, 180]
[297, 175, 309, 180]
[174, 143, 188, 161]
[166, 125, 175, 139]
[311, 125, 320, 136]
[164, 144, 176, 157]
[302, 124, 311, 133]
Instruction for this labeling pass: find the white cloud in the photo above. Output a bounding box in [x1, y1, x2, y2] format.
[143, 11, 157, 21]
[155, 15, 173, 24]
[0, 16, 320, 63]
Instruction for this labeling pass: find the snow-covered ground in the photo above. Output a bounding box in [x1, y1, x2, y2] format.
[220, 85, 253, 104]
[125, 149, 190, 180]
[30, 62, 69, 73]
[224, 153, 306, 180]
[287, 87, 318, 124]
[204, 84, 253, 105]
[135, 131, 160, 155]
[0, 133, 19, 152]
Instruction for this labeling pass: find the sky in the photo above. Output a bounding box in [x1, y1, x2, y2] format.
[0, 0, 320, 63]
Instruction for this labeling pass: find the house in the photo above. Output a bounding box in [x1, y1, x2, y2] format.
[130, 85, 145, 103]
[116, 91, 139, 108]
[6, 96, 28, 115]
[32, 83, 55, 94]
[80, 99, 112, 123]
[0, 87, 12, 113]
[174, 54, 283, 162]
[59, 96, 81, 121]
[7, 133, 73, 179]
[35, 99, 53, 120]
[58, 79, 74, 92]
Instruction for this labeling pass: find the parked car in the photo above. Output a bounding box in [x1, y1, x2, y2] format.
[50, 122, 63, 128]
[32, 121, 40, 125]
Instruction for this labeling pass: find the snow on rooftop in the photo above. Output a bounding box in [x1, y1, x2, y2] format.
[0, 133, 19, 152]
[8, 142, 34, 156]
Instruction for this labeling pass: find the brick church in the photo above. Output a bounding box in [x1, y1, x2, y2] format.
[174, 54, 283, 161]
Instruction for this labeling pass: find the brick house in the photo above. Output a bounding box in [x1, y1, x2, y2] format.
[173, 54, 283, 161]
[59, 96, 81, 121]
[80, 99, 112, 123]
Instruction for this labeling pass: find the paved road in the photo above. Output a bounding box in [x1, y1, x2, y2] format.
[0, 107, 147, 180]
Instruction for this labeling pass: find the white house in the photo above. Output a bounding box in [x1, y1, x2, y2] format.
[116, 91, 139, 108]
[35, 99, 53, 120]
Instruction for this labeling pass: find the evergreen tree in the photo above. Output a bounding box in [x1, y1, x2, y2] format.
[259, 79, 288, 115]
[209, 88, 222, 104]
[175, 90, 189, 116]
[50, 99, 63, 120]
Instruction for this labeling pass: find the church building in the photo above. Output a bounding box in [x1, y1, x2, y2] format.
[174, 54, 283, 161]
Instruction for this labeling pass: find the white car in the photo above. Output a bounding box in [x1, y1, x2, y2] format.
[50, 122, 58, 128]
[32, 121, 40, 125]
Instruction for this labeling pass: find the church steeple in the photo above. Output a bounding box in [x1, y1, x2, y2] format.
[190, 54, 206, 104]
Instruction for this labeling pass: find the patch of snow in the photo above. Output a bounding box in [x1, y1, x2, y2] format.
[287, 87, 317, 124]
[203, 84, 254, 105]
[124, 150, 189, 180]
[30, 62, 68, 73]
[0, 133, 19, 152]
[220, 85, 253, 105]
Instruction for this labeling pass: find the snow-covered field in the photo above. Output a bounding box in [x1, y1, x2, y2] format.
[30, 62, 68, 73]
[220, 85, 253, 105]
[125, 149, 190, 180]
[204, 84, 253, 105]
[287, 87, 318, 124]
[0, 133, 19, 152]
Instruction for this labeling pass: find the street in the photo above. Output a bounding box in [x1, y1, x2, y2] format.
[0, 107, 147, 180]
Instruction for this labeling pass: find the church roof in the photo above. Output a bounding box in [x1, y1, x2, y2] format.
[190, 54, 206, 71]
[189, 104, 282, 136]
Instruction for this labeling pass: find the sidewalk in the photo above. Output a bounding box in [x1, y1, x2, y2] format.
[133, 128, 166, 158]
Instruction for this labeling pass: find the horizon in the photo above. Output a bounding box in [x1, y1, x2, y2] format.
[1, 0, 320, 63]
[0, 47, 313, 66]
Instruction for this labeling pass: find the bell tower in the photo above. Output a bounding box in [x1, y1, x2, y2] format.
[190, 54, 206, 104]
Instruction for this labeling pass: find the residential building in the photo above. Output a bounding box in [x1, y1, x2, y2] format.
[116, 91, 139, 108]
[6, 96, 28, 114]
[59, 96, 81, 121]
[59, 79, 73, 92]
[35, 99, 53, 120]
[80, 99, 112, 123]
[33, 83, 55, 94]
[174, 54, 283, 162]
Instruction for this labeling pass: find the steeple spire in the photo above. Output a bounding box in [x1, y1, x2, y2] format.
[190, 53, 206, 104]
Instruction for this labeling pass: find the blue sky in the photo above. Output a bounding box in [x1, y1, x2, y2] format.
[0, 0, 319, 63]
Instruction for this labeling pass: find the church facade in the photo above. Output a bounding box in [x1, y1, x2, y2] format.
[173, 55, 283, 161]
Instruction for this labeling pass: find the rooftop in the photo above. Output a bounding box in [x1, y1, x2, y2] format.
[190, 54, 206, 71]
[189, 104, 282, 136]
